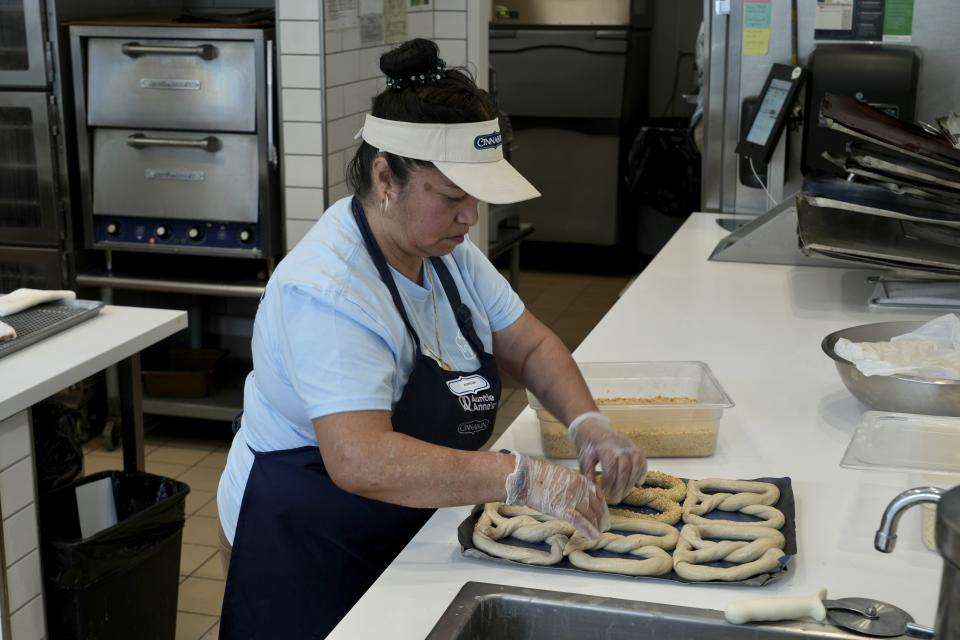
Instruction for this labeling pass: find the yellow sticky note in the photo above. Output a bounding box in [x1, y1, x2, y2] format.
[743, 27, 770, 56]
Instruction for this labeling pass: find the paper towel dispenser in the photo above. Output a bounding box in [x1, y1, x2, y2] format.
[802, 44, 919, 175]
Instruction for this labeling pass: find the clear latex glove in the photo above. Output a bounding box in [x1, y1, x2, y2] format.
[504, 453, 609, 541]
[567, 411, 648, 505]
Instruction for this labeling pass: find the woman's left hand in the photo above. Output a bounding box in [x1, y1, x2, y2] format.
[567, 412, 647, 505]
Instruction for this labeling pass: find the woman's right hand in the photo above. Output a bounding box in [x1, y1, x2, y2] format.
[504, 453, 610, 541]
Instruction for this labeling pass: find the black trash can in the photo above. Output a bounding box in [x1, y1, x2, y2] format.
[39, 471, 190, 640]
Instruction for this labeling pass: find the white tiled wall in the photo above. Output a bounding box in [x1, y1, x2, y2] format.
[0, 410, 45, 640]
[277, 0, 482, 252]
[277, 0, 326, 251]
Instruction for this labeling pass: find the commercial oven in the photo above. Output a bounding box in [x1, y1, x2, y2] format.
[0, 91, 63, 246]
[0, 0, 48, 88]
[0, 0, 78, 293]
[69, 24, 279, 259]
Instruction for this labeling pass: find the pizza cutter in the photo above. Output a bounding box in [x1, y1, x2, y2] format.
[724, 588, 934, 637]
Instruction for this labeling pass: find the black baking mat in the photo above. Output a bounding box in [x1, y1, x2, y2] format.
[458, 476, 796, 587]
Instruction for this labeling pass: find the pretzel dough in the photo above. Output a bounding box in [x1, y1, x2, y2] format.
[683, 479, 785, 529]
[610, 500, 682, 525]
[477, 503, 575, 541]
[567, 545, 674, 576]
[688, 478, 780, 508]
[470, 475, 791, 583]
[598, 470, 686, 524]
[569, 516, 680, 552]
[673, 523, 786, 582]
[471, 505, 573, 566]
[472, 526, 568, 565]
[611, 469, 687, 504]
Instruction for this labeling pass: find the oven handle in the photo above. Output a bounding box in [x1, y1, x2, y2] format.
[121, 42, 218, 60]
[127, 133, 222, 152]
[266, 39, 277, 167]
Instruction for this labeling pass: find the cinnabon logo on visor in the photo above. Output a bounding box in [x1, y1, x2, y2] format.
[473, 132, 502, 150]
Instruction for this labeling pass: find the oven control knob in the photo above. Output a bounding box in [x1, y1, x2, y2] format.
[187, 226, 203, 241]
[106, 222, 121, 237]
[239, 228, 254, 244]
[155, 225, 170, 240]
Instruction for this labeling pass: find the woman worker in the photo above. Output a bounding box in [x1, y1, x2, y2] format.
[216, 39, 647, 638]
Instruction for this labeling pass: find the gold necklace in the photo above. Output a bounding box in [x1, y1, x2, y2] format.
[424, 263, 450, 370]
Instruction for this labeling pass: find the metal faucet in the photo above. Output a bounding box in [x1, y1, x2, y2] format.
[876, 485, 960, 640]
[875, 487, 945, 553]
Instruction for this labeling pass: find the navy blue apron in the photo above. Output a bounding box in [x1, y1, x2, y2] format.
[219, 197, 501, 639]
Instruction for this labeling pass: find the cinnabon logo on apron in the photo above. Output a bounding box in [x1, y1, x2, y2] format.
[458, 419, 490, 434]
[446, 374, 490, 396]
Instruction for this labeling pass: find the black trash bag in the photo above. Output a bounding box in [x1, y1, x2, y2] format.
[625, 125, 702, 219]
[39, 471, 190, 640]
[31, 399, 84, 496]
[625, 125, 702, 259]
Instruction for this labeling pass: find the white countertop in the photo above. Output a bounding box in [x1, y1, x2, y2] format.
[329, 213, 943, 638]
[0, 304, 187, 422]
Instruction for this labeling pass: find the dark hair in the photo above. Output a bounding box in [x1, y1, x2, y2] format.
[346, 39, 497, 199]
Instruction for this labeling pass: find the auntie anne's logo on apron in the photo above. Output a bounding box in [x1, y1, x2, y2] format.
[457, 392, 497, 413]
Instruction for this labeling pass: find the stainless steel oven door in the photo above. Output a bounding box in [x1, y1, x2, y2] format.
[0, 245, 64, 291]
[0, 91, 61, 246]
[92, 128, 258, 223]
[0, 0, 48, 87]
[86, 37, 256, 132]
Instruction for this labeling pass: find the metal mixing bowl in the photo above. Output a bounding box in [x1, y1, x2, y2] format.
[822, 320, 960, 416]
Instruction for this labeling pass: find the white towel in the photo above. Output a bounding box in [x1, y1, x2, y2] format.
[0, 288, 77, 317]
[0, 320, 15, 342]
[834, 313, 960, 381]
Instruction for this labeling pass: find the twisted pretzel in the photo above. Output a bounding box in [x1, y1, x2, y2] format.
[477, 503, 575, 541]
[687, 478, 780, 509]
[627, 470, 688, 503]
[673, 523, 785, 582]
[682, 479, 784, 529]
[567, 545, 673, 576]
[568, 516, 680, 552]
[610, 500, 682, 525]
[601, 470, 686, 524]
[560, 517, 677, 576]
[472, 504, 573, 566]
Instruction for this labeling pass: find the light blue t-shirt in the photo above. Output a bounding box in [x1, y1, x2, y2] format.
[217, 196, 524, 542]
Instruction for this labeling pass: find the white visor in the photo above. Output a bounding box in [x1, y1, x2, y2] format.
[356, 115, 540, 204]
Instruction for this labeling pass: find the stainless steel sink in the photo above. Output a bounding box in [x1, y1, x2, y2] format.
[426, 582, 883, 639]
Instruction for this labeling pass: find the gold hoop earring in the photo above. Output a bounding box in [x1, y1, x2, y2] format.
[380, 194, 390, 216]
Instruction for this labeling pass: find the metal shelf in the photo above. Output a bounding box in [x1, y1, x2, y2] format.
[142, 362, 246, 422]
[77, 271, 266, 298]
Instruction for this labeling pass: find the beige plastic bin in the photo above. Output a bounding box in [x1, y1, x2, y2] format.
[527, 361, 734, 459]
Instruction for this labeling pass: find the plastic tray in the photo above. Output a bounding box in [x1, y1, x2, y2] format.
[0, 300, 105, 360]
[840, 411, 960, 475]
[527, 361, 734, 458]
[459, 476, 795, 587]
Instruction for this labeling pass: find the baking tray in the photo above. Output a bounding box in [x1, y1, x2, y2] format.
[0, 300, 105, 360]
[797, 199, 960, 274]
[458, 476, 796, 587]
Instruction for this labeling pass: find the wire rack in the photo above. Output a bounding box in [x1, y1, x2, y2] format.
[0, 300, 105, 360]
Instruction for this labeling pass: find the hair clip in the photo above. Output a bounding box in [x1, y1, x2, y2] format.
[386, 59, 447, 90]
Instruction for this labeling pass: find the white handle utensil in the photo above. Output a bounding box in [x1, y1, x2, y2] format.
[725, 588, 827, 624]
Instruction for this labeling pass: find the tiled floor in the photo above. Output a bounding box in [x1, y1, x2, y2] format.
[79, 269, 631, 640]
